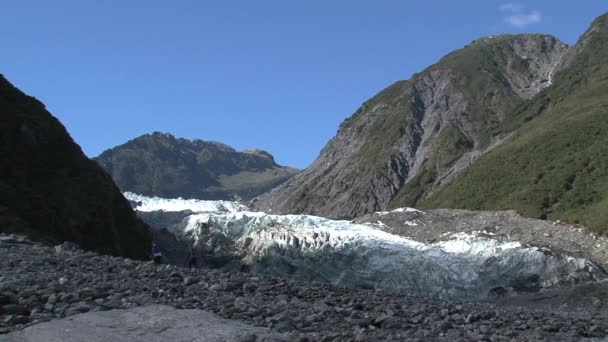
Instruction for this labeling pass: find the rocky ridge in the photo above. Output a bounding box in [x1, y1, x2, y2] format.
[0, 74, 151, 258]
[95, 132, 298, 201]
[1, 234, 608, 341]
[254, 34, 570, 219]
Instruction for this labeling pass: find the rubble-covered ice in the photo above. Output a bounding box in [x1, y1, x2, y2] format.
[129, 193, 606, 300]
[178, 212, 604, 299]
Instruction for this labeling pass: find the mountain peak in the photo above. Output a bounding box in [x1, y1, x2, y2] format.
[150, 131, 174, 138]
[574, 11, 608, 50]
[242, 149, 275, 162]
[95, 134, 298, 201]
[136, 132, 236, 153]
[253, 19, 581, 221]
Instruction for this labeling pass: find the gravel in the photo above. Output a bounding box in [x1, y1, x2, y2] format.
[1, 234, 607, 341]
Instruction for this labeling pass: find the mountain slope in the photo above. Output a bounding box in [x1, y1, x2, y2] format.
[0, 75, 151, 258]
[95, 132, 298, 201]
[255, 34, 569, 218]
[422, 13, 608, 234]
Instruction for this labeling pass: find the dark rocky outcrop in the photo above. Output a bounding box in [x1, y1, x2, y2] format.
[0, 75, 151, 258]
[94, 132, 298, 201]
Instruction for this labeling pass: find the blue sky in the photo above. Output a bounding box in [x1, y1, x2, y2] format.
[1, 1, 606, 169]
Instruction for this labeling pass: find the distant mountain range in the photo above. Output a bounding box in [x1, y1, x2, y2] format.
[94, 132, 298, 201]
[0, 75, 151, 258]
[255, 12, 608, 235]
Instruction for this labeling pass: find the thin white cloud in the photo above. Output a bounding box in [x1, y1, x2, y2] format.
[499, 3, 542, 29]
[499, 3, 523, 12]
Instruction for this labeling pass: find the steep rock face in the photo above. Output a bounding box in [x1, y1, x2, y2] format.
[0, 75, 151, 258]
[423, 13, 608, 234]
[255, 34, 569, 219]
[95, 132, 298, 201]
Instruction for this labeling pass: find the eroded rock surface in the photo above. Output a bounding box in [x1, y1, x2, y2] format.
[0, 305, 287, 342]
[253, 34, 570, 220]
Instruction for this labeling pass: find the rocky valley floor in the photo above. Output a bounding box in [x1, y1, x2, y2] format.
[0, 235, 607, 341]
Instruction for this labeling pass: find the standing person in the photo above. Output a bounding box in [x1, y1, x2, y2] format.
[152, 241, 162, 265]
[187, 246, 197, 270]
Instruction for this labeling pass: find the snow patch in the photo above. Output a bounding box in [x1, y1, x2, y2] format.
[376, 207, 424, 216]
[434, 232, 521, 257]
[124, 192, 248, 213]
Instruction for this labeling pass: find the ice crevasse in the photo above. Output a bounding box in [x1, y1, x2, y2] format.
[126, 193, 606, 300]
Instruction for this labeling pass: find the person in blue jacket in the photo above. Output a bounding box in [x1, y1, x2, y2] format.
[152, 242, 162, 265]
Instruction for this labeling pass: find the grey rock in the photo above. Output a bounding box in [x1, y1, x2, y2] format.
[234, 297, 255, 312]
[313, 300, 329, 313]
[29, 313, 53, 323]
[0, 236, 18, 244]
[46, 295, 57, 305]
[64, 303, 93, 316]
[2, 315, 29, 325]
[0, 292, 18, 305]
[17, 289, 36, 299]
[0, 305, 288, 342]
[183, 276, 197, 286]
[1, 304, 29, 316]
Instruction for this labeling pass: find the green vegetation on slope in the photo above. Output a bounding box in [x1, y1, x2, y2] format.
[389, 35, 558, 208]
[422, 14, 608, 234]
[353, 80, 413, 173]
[390, 120, 473, 206]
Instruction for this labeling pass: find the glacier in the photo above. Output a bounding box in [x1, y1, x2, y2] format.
[124, 192, 248, 213]
[128, 193, 606, 300]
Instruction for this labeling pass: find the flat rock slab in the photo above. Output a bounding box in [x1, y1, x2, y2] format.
[0, 305, 287, 342]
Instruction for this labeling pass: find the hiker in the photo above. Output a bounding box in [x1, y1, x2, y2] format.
[187, 246, 197, 269]
[152, 242, 162, 265]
